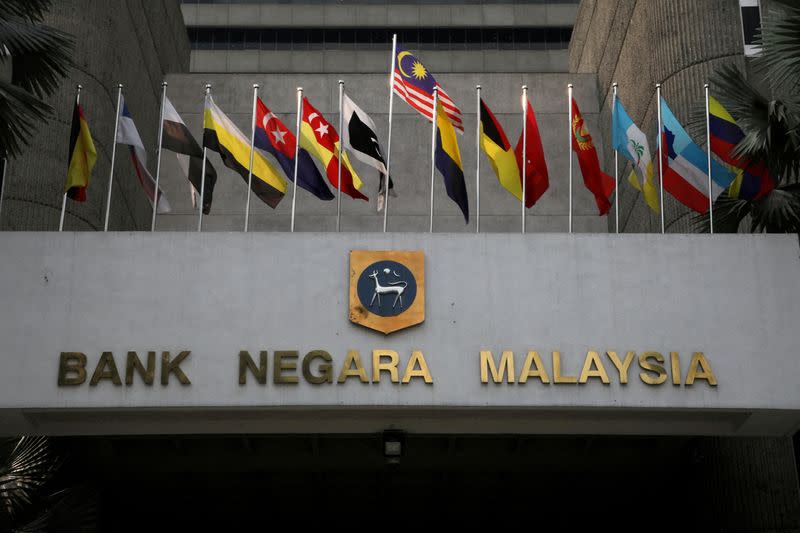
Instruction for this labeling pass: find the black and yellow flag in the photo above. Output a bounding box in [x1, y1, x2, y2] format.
[479, 98, 521, 201]
[64, 102, 97, 202]
[203, 95, 286, 208]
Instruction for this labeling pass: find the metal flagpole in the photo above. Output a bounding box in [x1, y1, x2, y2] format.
[612, 82, 619, 234]
[429, 87, 439, 233]
[0, 155, 7, 226]
[704, 83, 714, 234]
[151, 81, 168, 232]
[475, 85, 481, 234]
[383, 33, 397, 233]
[198, 84, 211, 232]
[290, 87, 303, 233]
[568, 83, 573, 234]
[59, 84, 81, 232]
[103, 84, 123, 232]
[337, 80, 344, 232]
[521, 85, 528, 234]
[656, 83, 665, 234]
[244, 83, 259, 233]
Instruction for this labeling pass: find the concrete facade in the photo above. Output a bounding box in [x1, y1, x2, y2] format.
[569, 0, 752, 233]
[0, 0, 190, 232]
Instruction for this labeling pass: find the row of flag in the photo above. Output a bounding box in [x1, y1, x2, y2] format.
[59, 38, 775, 232]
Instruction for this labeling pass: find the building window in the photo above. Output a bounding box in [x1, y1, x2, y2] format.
[739, 0, 762, 56]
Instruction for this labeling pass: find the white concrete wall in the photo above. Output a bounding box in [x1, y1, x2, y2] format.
[0, 232, 798, 436]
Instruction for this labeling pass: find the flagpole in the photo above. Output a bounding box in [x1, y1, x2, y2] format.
[198, 84, 211, 232]
[60, 84, 82, 232]
[383, 33, 397, 233]
[151, 81, 168, 232]
[336, 80, 344, 232]
[290, 87, 303, 233]
[568, 83, 573, 234]
[0, 155, 7, 226]
[103, 84, 123, 232]
[429, 87, 438, 233]
[475, 85, 481, 234]
[656, 83, 665, 234]
[521, 85, 528, 235]
[244, 83, 259, 233]
[612, 82, 619, 234]
[704, 83, 714, 234]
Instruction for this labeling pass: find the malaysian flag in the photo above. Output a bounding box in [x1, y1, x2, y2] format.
[393, 43, 463, 133]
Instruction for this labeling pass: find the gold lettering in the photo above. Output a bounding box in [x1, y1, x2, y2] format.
[401, 351, 433, 384]
[337, 350, 369, 383]
[372, 349, 400, 383]
[578, 351, 610, 384]
[685, 352, 717, 386]
[639, 351, 667, 385]
[519, 351, 550, 384]
[58, 352, 87, 386]
[606, 351, 635, 384]
[670, 352, 681, 386]
[480, 350, 515, 384]
[125, 351, 155, 386]
[303, 350, 333, 384]
[239, 350, 268, 385]
[90, 351, 122, 386]
[161, 351, 191, 385]
[552, 351, 577, 384]
[273, 350, 299, 384]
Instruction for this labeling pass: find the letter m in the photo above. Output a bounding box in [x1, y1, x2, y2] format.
[480, 351, 515, 384]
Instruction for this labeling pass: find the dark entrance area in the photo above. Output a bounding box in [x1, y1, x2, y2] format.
[42, 434, 799, 531]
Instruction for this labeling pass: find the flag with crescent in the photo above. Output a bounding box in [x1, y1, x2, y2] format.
[393, 43, 463, 133]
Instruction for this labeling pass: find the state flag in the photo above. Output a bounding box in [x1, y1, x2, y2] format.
[64, 101, 97, 202]
[612, 97, 659, 213]
[203, 95, 287, 208]
[299, 97, 367, 201]
[479, 98, 521, 201]
[161, 97, 217, 214]
[435, 102, 468, 222]
[116, 96, 170, 213]
[254, 98, 333, 201]
[571, 97, 615, 215]
[515, 99, 549, 208]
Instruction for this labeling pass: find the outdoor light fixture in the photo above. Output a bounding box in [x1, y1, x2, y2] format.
[382, 430, 405, 464]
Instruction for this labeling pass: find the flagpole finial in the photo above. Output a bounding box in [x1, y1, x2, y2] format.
[522, 85, 528, 90]
[568, 83, 573, 88]
[118, 83, 123, 89]
[704, 83, 709, 89]
[253, 83, 259, 89]
[162, 81, 168, 87]
[76, 84, 82, 90]
[338, 80, 344, 85]
[656, 83, 662, 89]
[476, 85, 481, 89]
[612, 82, 618, 87]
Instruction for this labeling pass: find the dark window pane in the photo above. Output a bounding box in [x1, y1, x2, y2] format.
[293, 28, 309, 50]
[212, 30, 228, 50]
[465, 28, 481, 50]
[741, 6, 761, 46]
[324, 29, 338, 49]
[276, 29, 292, 50]
[194, 28, 213, 50]
[229, 29, 244, 50]
[260, 29, 275, 50]
[499, 29, 514, 50]
[309, 28, 323, 50]
[244, 29, 260, 50]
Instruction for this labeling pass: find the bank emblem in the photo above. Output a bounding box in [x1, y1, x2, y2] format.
[349, 250, 424, 334]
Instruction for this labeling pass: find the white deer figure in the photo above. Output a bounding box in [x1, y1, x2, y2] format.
[368, 270, 408, 309]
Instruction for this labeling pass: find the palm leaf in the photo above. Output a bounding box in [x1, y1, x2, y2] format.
[0, 18, 74, 98]
[692, 194, 751, 233]
[0, 80, 52, 157]
[0, 437, 59, 522]
[759, 4, 800, 91]
[748, 184, 800, 232]
[0, 0, 53, 23]
[13, 487, 97, 532]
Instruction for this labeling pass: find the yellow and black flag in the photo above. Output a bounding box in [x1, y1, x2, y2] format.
[203, 95, 287, 208]
[479, 99, 521, 201]
[64, 101, 97, 202]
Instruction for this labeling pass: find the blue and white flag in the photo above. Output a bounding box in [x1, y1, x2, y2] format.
[612, 97, 659, 213]
[116, 96, 171, 213]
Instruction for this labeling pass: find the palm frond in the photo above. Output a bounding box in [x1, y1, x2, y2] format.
[759, 4, 800, 91]
[0, 18, 74, 98]
[0, 0, 52, 23]
[748, 184, 800, 232]
[692, 194, 751, 233]
[0, 80, 52, 157]
[13, 487, 97, 533]
[0, 437, 58, 522]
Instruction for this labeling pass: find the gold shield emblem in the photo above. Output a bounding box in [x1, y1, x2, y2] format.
[349, 250, 425, 335]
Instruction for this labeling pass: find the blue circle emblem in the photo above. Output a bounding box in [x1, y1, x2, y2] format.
[356, 260, 417, 317]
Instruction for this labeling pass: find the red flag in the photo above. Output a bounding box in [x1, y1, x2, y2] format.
[515, 100, 549, 208]
[571, 97, 615, 215]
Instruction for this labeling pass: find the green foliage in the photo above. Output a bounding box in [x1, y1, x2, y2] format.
[0, 0, 74, 157]
[697, 2, 800, 233]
